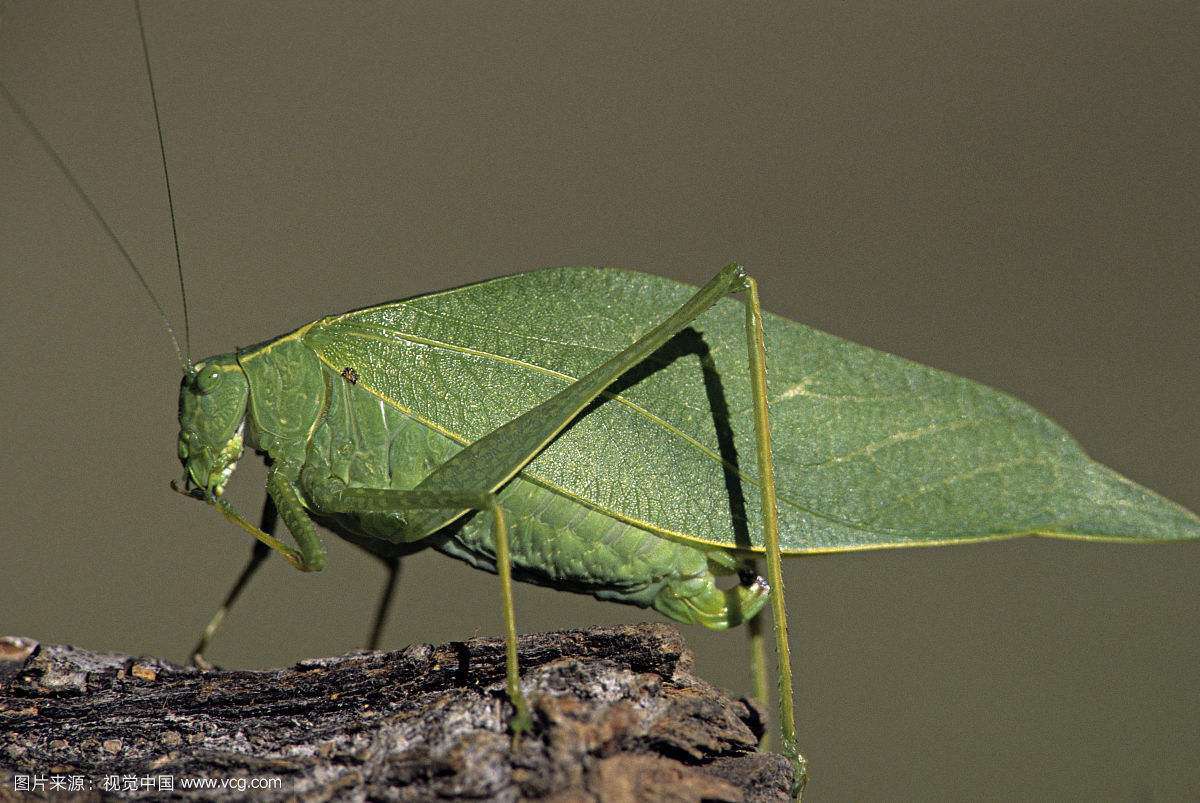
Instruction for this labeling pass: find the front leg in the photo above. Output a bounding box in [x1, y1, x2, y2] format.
[188, 462, 327, 572]
[265, 463, 327, 571]
[191, 505, 273, 668]
[182, 467, 325, 665]
[324, 486, 533, 737]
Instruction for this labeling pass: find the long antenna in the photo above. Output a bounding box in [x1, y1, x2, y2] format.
[0, 1, 192, 374]
[135, 0, 191, 366]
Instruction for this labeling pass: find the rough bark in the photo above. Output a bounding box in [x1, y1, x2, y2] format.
[0, 624, 793, 801]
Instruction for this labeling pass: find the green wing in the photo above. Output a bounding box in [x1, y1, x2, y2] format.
[303, 267, 1200, 553]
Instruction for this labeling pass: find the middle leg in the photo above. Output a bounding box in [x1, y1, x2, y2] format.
[324, 486, 533, 736]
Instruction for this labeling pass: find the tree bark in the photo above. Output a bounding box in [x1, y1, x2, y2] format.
[0, 624, 793, 801]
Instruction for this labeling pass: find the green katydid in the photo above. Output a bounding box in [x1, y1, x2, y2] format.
[4, 3, 1200, 797]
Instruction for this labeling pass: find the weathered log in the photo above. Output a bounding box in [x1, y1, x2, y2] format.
[0, 624, 793, 801]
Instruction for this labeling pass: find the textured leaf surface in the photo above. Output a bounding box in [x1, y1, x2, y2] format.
[304, 268, 1200, 552]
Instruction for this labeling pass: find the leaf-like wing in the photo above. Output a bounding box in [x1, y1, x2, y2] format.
[304, 268, 1200, 552]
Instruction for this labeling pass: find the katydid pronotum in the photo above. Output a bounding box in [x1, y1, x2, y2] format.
[4, 4, 1199, 797]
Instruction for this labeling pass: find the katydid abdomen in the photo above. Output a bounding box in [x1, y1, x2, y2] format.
[442, 478, 766, 628]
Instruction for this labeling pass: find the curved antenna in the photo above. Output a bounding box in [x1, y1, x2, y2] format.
[135, 0, 191, 368]
[0, 1, 192, 375]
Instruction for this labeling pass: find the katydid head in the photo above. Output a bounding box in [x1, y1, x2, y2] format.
[177, 354, 250, 499]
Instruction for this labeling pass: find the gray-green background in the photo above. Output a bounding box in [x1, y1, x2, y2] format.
[2, 2, 1197, 799]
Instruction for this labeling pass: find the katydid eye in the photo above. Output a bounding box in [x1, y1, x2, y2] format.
[194, 370, 222, 395]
